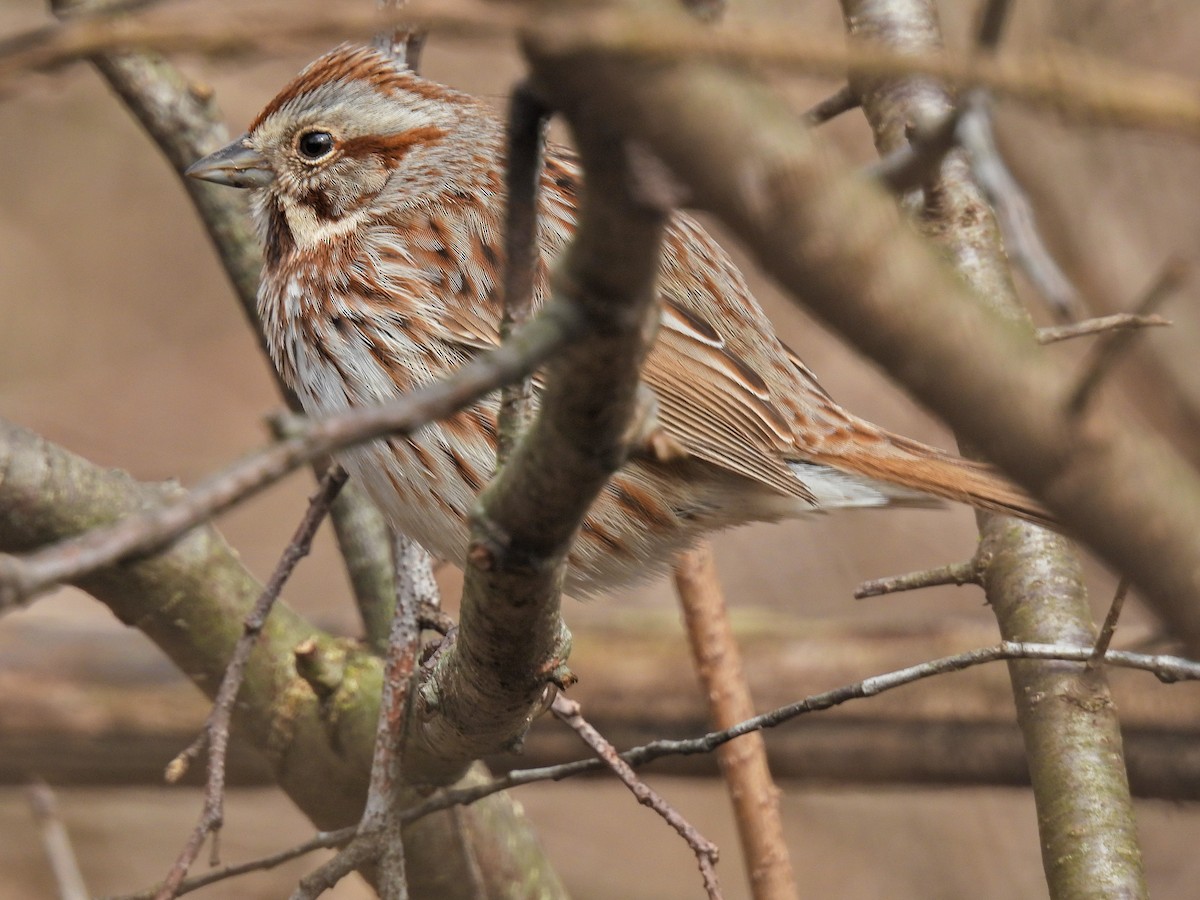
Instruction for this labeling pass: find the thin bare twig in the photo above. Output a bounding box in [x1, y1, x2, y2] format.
[673, 545, 794, 900]
[1067, 259, 1189, 414]
[552, 695, 722, 900]
[855, 558, 981, 599]
[498, 80, 551, 462]
[1037, 313, 1171, 344]
[373, 0, 427, 74]
[866, 104, 965, 194]
[290, 533, 433, 900]
[269, 412, 397, 654]
[28, 780, 88, 900]
[956, 94, 1084, 320]
[104, 637, 1200, 899]
[801, 84, 859, 125]
[156, 468, 346, 900]
[1089, 578, 1131, 669]
[974, 0, 1014, 50]
[104, 828, 356, 900]
[7, 5, 1200, 138]
[382, 640, 1200, 831]
[0, 305, 581, 608]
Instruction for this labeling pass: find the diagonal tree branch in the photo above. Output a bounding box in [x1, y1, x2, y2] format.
[0, 416, 375, 824]
[399, 78, 672, 786]
[6, 3, 1200, 139]
[519, 4, 1200, 658]
[54, 0, 401, 653]
[552, 694, 722, 899]
[0, 418, 562, 898]
[844, 3, 1145, 895]
[155, 467, 347, 900]
[0, 309, 577, 608]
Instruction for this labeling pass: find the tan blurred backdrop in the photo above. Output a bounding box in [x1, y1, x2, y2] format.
[3, 0, 1200, 897]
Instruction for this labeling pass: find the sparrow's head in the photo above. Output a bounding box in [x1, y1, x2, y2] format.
[187, 44, 490, 247]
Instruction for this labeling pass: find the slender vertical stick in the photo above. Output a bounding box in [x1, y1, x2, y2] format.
[674, 544, 796, 900]
[28, 780, 89, 900]
[840, 1, 1147, 896]
[498, 81, 551, 463]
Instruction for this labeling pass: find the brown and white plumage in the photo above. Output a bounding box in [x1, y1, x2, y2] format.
[188, 44, 1047, 596]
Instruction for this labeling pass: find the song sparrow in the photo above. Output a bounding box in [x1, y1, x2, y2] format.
[188, 44, 1045, 596]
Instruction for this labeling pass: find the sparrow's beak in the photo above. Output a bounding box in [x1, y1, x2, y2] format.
[186, 135, 273, 189]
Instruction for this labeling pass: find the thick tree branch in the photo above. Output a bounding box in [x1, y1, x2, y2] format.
[0, 419, 561, 899]
[520, 9, 1200, 657]
[6, 3, 1200, 139]
[400, 81, 671, 786]
[980, 527, 1147, 897]
[840, 3, 1146, 896]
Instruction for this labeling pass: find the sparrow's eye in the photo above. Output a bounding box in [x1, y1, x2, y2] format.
[297, 130, 335, 161]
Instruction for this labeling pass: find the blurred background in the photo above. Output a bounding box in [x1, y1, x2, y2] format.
[3, 0, 1200, 896]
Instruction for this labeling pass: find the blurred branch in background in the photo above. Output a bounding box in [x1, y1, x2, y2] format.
[519, 4, 1200, 660]
[7, 613, 1200, 798]
[28, 780, 89, 900]
[1, 1, 1200, 135]
[675, 545, 795, 900]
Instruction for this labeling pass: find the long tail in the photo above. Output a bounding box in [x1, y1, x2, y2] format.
[798, 432, 1054, 527]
